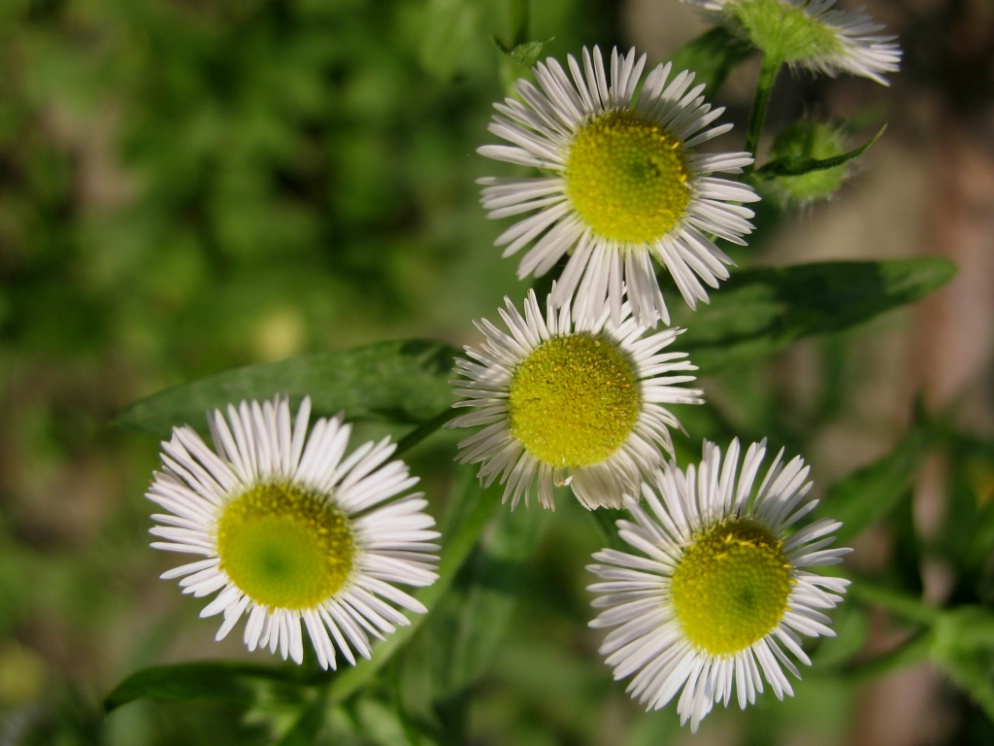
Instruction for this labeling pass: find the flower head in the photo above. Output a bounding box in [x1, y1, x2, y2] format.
[449, 288, 703, 510]
[478, 46, 759, 327]
[147, 396, 439, 670]
[587, 439, 850, 731]
[685, 0, 901, 85]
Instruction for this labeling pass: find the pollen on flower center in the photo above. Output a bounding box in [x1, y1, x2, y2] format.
[671, 518, 793, 656]
[565, 110, 692, 244]
[217, 483, 356, 610]
[508, 332, 641, 469]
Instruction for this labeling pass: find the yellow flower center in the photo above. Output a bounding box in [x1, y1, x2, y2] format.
[508, 333, 641, 468]
[565, 110, 692, 244]
[216, 483, 356, 610]
[671, 518, 793, 656]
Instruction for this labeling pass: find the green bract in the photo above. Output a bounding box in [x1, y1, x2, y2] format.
[726, 0, 844, 62]
[766, 121, 850, 203]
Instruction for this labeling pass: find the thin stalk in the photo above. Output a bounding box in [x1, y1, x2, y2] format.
[587, 507, 628, 552]
[842, 630, 933, 683]
[744, 51, 783, 166]
[327, 470, 502, 703]
[509, 0, 529, 45]
[847, 578, 940, 627]
[395, 407, 459, 456]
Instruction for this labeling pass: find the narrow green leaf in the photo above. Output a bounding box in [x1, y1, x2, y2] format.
[116, 340, 459, 437]
[755, 125, 887, 178]
[103, 661, 304, 713]
[818, 425, 929, 545]
[672, 258, 957, 374]
[665, 27, 754, 94]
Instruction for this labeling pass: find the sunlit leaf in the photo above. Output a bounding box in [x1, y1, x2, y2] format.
[104, 661, 305, 713]
[116, 340, 459, 437]
[755, 126, 887, 178]
[673, 258, 957, 374]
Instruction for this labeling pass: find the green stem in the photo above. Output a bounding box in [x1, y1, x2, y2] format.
[842, 630, 933, 683]
[847, 578, 940, 627]
[587, 507, 628, 552]
[395, 407, 458, 456]
[509, 0, 529, 45]
[744, 51, 783, 167]
[326, 469, 500, 703]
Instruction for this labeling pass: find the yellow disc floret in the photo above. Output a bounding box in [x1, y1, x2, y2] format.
[508, 332, 641, 468]
[671, 518, 793, 656]
[565, 110, 692, 244]
[217, 483, 356, 610]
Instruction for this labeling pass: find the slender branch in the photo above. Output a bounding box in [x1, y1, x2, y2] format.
[509, 0, 529, 45]
[744, 52, 783, 167]
[327, 471, 501, 702]
[847, 578, 940, 627]
[395, 407, 459, 456]
[842, 630, 933, 683]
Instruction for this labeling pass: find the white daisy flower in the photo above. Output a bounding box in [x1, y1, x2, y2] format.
[448, 287, 704, 510]
[478, 45, 760, 328]
[588, 439, 850, 732]
[146, 396, 440, 670]
[684, 0, 902, 85]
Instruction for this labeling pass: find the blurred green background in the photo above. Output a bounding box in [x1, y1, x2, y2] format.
[2, 0, 993, 744]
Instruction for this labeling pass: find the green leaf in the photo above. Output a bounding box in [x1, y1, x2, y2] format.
[103, 661, 305, 713]
[936, 434, 994, 577]
[116, 340, 459, 437]
[938, 651, 994, 722]
[491, 36, 555, 68]
[818, 425, 929, 545]
[672, 258, 957, 374]
[755, 125, 887, 179]
[932, 607, 994, 721]
[665, 26, 754, 94]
